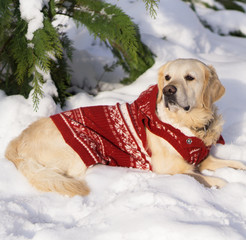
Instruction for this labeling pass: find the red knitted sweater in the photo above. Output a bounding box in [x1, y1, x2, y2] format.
[50, 85, 224, 171]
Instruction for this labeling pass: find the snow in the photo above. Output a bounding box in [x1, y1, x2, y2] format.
[52, 15, 126, 91]
[195, 6, 246, 35]
[199, 0, 224, 9]
[1, 0, 246, 239]
[19, 0, 44, 40]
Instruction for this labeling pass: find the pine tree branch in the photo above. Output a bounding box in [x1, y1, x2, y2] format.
[0, 35, 13, 56]
[142, 0, 160, 18]
[0, 0, 156, 111]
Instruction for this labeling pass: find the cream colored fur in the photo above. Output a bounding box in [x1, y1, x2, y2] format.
[5, 118, 90, 197]
[5, 58, 246, 196]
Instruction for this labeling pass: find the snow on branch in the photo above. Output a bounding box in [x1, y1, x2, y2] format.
[19, 0, 45, 40]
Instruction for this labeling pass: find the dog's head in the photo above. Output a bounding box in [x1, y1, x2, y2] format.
[157, 59, 225, 112]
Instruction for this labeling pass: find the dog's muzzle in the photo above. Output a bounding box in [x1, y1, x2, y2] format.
[163, 85, 190, 111]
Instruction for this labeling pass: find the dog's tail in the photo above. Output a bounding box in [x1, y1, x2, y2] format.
[5, 138, 90, 197]
[5, 137, 25, 169]
[17, 160, 90, 196]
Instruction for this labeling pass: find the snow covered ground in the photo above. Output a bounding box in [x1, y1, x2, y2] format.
[1, 0, 246, 239]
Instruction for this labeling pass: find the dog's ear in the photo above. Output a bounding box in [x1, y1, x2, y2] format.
[202, 65, 225, 109]
[157, 63, 168, 103]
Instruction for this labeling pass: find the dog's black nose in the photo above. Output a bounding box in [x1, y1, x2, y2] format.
[163, 85, 177, 96]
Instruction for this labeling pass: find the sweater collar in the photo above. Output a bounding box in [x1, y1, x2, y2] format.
[134, 85, 224, 165]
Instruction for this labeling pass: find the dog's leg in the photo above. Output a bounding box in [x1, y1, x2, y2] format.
[186, 172, 227, 188]
[199, 155, 246, 171]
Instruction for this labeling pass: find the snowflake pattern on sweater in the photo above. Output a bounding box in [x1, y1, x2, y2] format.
[51, 101, 152, 170]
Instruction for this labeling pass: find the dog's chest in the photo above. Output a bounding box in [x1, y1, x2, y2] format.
[156, 102, 194, 137]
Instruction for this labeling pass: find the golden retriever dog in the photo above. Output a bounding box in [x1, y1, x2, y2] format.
[5, 58, 246, 197]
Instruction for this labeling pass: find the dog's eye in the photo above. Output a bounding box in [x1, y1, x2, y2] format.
[165, 75, 171, 81]
[185, 75, 194, 81]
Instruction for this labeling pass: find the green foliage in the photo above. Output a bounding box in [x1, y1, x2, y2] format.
[70, 0, 156, 83]
[0, 0, 157, 110]
[0, 0, 65, 109]
[114, 25, 155, 84]
[50, 32, 74, 106]
[142, 0, 160, 18]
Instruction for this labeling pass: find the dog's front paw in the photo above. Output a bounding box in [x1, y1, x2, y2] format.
[230, 161, 246, 171]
